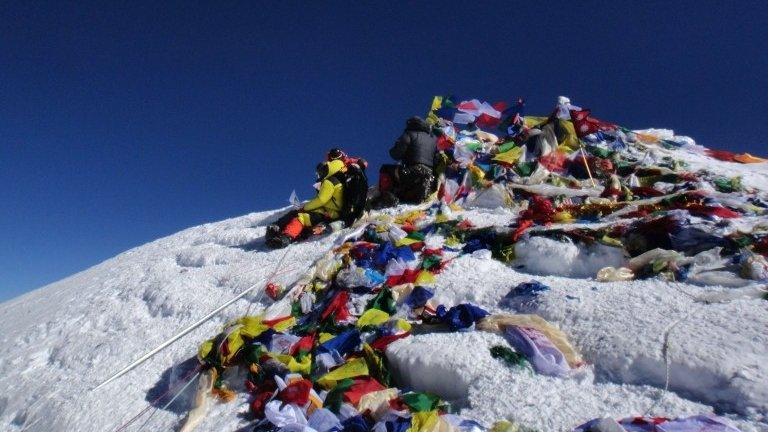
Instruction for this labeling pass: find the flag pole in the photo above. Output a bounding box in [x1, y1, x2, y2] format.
[579, 144, 596, 188]
[93, 255, 295, 392]
[92, 282, 261, 391]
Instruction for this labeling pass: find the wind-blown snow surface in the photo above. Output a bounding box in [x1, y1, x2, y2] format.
[1, 153, 767, 431]
[0, 209, 331, 432]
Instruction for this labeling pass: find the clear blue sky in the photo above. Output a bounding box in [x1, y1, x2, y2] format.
[2, 1, 767, 302]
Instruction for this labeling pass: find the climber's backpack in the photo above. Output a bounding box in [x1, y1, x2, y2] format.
[332, 162, 368, 227]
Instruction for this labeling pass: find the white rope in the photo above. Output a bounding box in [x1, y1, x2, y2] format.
[93, 278, 270, 391]
[245, 247, 291, 316]
[135, 370, 201, 432]
[643, 278, 756, 416]
[19, 388, 63, 432]
[639, 279, 726, 414]
[643, 304, 699, 416]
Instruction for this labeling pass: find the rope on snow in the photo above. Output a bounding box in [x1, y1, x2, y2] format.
[112, 364, 202, 432]
[245, 246, 292, 316]
[642, 282, 749, 417]
[135, 369, 202, 432]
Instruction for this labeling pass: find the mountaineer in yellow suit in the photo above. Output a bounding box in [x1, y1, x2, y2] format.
[266, 159, 346, 249]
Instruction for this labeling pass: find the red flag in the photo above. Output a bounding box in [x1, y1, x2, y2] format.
[321, 291, 351, 322]
[492, 101, 508, 112]
[475, 113, 501, 129]
[385, 268, 420, 286]
[456, 99, 480, 112]
[343, 377, 386, 405]
[279, 379, 313, 406]
[705, 149, 738, 162]
[262, 315, 294, 327]
[290, 334, 315, 355]
[436, 134, 453, 151]
[370, 331, 411, 351]
[570, 109, 616, 137]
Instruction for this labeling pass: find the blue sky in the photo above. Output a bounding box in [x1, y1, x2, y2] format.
[2, 1, 767, 301]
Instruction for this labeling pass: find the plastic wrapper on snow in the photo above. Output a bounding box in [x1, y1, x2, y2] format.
[502, 325, 571, 377]
[596, 267, 634, 282]
[572, 414, 743, 432]
[514, 235, 627, 278]
[478, 313, 583, 367]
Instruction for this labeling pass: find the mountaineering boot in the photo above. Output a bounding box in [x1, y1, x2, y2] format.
[266, 233, 292, 249]
[264, 223, 284, 248]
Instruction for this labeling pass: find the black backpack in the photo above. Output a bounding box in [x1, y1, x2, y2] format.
[332, 162, 369, 227]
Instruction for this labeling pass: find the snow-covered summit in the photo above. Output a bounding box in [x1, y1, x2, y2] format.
[1, 137, 767, 432]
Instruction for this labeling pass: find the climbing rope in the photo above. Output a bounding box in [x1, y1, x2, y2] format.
[135, 369, 202, 432]
[244, 247, 292, 316]
[113, 364, 202, 432]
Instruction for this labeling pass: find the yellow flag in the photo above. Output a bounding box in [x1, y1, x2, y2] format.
[317, 357, 369, 388]
[409, 410, 439, 432]
[271, 317, 296, 332]
[469, 164, 486, 182]
[492, 146, 523, 165]
[430, 96, 443, 112]
[395, 210, 427, 225]
[224, 330, 245, 363]
[395, 237, 422, 247]
[427, 96, 444, 125]
[393, 318, 412, 333]
[556, 119, 580, 152]
[237, 316, 269, 338]
[197, 339, 214, 361]
[552, 211, 574, 223]
[273, 353, 312, 375]
[358, 388, 398, 414]
[237, 315, 296, 337]
[415, 270, 436, 285]
[357, 309, 390, 328]
[523, 116, 548, 128]
[490, 420, 520, 432]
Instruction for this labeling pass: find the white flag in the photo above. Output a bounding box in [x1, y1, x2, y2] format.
[288, 190, 301, 209]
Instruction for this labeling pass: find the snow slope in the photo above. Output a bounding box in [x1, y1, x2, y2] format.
[0, 209, 332, 431]
[1, 153, 767, 431]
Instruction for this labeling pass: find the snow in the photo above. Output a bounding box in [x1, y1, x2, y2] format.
[678, 151, 768, 191]
[432, 254, 768, 425]
[386, 331, 711, 432]
[1, 139, 767, 431]
[0, 208, 331, 431]
[513, 235, 628, 278]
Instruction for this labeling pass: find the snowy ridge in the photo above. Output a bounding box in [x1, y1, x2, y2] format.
[1, 143, 767, 431]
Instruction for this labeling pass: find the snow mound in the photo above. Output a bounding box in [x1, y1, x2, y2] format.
[514, 235, 628, 278]
[387, 332, 710, 431]
[434, 254, 768, 424]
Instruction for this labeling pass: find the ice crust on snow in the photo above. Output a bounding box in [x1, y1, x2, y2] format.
[0, 137, 767, 431]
